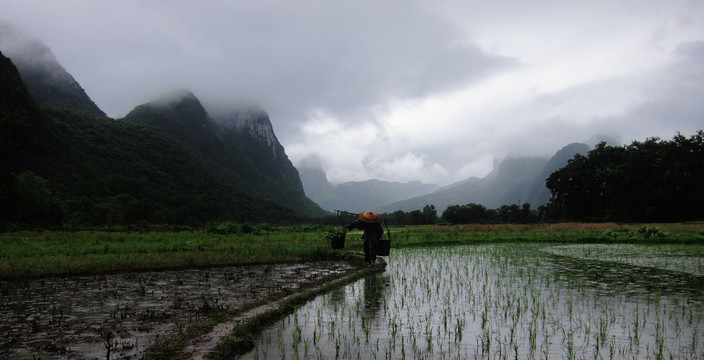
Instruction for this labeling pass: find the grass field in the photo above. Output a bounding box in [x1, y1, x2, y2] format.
[2, 222, 702, 279]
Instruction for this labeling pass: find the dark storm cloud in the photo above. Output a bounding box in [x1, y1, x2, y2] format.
[185, 1, 517, 131]
[1, 0, 703, 185]
[621, 41, 704, 140]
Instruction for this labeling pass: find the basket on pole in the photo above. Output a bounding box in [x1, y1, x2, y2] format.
[377, 219, 391, 256]
[325, 210, 349, 249]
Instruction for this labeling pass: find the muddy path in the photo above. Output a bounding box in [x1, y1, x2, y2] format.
[0, 260, 358, 359]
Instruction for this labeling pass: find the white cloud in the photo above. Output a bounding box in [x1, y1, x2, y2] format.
[1, 0, 703, 186]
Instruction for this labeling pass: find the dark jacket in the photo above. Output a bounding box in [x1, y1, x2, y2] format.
[346, 219, 383, 239]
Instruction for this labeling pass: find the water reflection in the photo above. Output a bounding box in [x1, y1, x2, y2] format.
[546, 250, 704, 302]
[362, 273, 387, 315]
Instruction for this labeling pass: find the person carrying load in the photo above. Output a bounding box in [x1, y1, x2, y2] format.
[344, 211, 384, 266]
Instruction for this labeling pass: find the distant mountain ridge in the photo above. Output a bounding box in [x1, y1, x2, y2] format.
[298, 142, 591, 214]
[298, 164, 440, 212]
[377, 143, 591, 213]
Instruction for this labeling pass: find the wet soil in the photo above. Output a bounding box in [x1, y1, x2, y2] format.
[0, 260, 356, 359]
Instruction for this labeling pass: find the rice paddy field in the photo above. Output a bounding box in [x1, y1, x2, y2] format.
[239, 242, 704, 360]
[2, 223, 703, 359]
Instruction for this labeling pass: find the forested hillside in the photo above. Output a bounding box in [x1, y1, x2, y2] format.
[122, 92, 325, 217]
[0, 49, 325, 229]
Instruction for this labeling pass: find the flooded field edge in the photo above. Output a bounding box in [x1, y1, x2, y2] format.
[199, 257, 387, 360]
[236, 243, 704, 360]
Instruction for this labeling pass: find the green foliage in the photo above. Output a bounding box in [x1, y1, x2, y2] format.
[441, 202, 538, 224]
[0, 51, 42, 114]
[2, 107, 307, 228]
[601, 227, 669, 242]
[497, 203, 538, 224]
[545, 131, 704, 222]
[11, 171, 64, 225]
[601, 229, 633, 240]
[442, 203, 493, 224]
[635, 226, 668, 241]
[3, 223, 702, 279]
[374, 204, 438, 226]
[322, 227, 346, 242]
[0, 229, 339, 279]
[209, 222, 242, 235]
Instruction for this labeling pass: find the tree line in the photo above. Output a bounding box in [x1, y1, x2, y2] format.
[320, 203, 539, 227]
[380, 202, 538, 225]
[542, 131, 703, 222]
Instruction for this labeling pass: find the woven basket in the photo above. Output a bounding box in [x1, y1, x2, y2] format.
[329, 231, 346, 249]
[377, 238, 390, 256]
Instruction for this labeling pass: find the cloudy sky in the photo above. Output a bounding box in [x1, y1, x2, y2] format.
[2, 1, 703, 186]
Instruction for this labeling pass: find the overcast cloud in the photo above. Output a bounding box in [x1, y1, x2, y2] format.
[2, 0, 703, 186]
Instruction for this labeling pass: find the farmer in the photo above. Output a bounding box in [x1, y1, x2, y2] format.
[344, 211, 384, 266]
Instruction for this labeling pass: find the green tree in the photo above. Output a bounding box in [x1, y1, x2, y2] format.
[545, 131, 704, 222]
[442, 203, 491, 224]
[12, 171, 63, 225]
[422, 204, 438, 224]
[408, 210, 424, 225]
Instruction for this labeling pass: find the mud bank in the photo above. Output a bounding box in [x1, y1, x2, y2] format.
[0, 260, 358, 359]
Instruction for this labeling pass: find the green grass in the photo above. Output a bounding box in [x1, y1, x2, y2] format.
[2, 223, 702, 279]
[390, 223, 704, 246]
[0, 230, 336, 279]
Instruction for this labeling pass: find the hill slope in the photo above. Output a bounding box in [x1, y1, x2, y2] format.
[299, 164, 440, 212]
[378, 143, 590, 213]
[0, 48, 324, 227]
[122, 92, 325, 217]
[0, 23, 105, 117]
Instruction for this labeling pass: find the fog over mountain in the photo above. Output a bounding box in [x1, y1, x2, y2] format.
[0, 23, 105, 117]
[2, 1, 702, 187]
[298, 135, 618, 213]
[376, 142, 592, 213]
[0, 27, 327, 225]
[298, 158, 440, 212]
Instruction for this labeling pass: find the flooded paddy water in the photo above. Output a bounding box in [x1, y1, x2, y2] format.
[0, 260, 356, 359]
[241, 243, 704, 359]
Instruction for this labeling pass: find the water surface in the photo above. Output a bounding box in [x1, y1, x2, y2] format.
[242, 244, 704, 359]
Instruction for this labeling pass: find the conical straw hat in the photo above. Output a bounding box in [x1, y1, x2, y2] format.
[358, 211, 380, 223]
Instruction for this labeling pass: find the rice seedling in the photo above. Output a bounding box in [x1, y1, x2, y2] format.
[239, 242, 704, 359]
